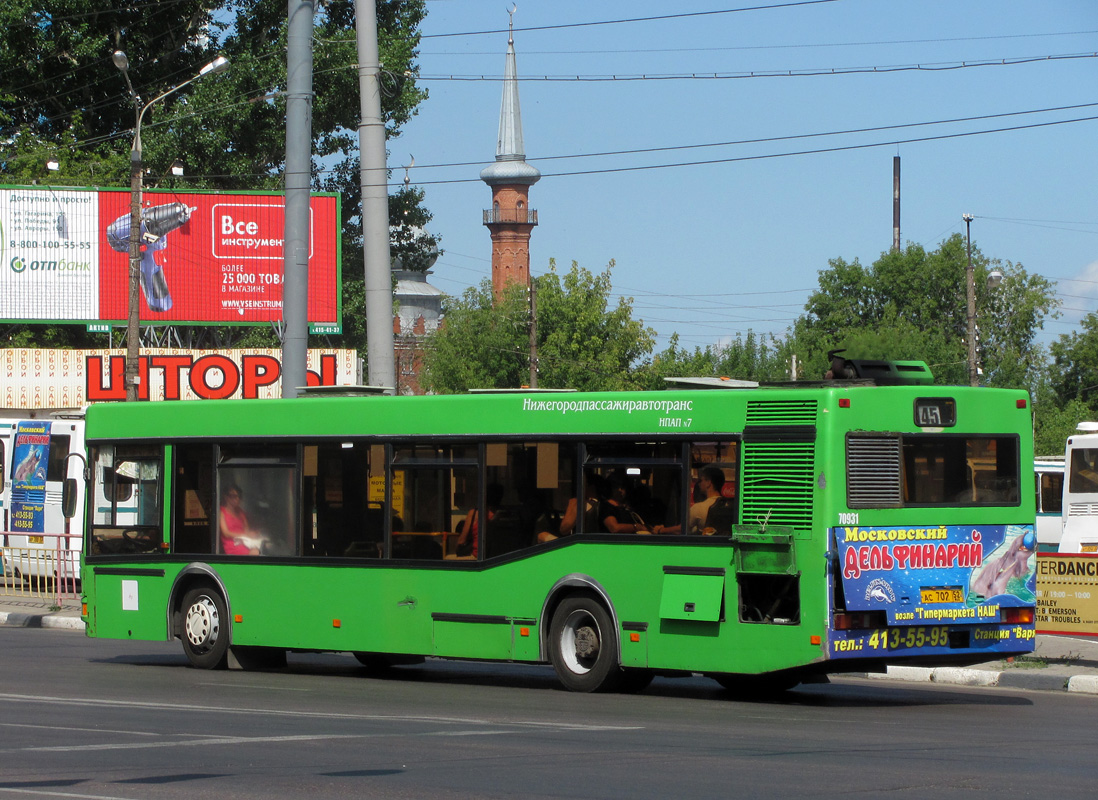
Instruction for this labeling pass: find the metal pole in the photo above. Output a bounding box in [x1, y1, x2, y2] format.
[282, 0, 314, 398]
[356, 0, 395, 391]
[528, 277, 538, 388]
[125, 110, 143, 402]
[892, 156, 901, 253]
[964, 213, 977, 387]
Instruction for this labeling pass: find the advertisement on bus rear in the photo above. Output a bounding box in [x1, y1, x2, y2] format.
[0, 186, 339, 327]
[829, 524, 1037, 659]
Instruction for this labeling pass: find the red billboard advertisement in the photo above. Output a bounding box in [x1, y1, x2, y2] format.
[0, 186, 340, 328]
[98, 189, 340, 325]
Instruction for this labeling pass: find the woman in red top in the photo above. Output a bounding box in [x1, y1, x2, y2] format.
[219, 484, 261, 555]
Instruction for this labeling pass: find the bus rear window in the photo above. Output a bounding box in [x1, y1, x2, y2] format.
[848, 434, 1019, 507]
[1068, 448, 1098, 494]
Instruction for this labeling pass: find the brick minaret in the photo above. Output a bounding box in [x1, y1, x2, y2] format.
[480, 11, 540, 301]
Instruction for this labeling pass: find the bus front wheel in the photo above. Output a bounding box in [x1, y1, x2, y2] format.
[549, 596, 620, 692]
[181, 587, 229, 670]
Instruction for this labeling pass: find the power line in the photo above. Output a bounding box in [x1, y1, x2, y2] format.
[403, 101, 1098, 172]
[415, 51, 1098, 82]
[422, 29, 1098, 56]
[401, 113, 1098, 185]
[421, 1, 842, 39]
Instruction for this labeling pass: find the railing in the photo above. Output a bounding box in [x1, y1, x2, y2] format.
[0, 532, 81, 605]
[482, 208, 538, 225]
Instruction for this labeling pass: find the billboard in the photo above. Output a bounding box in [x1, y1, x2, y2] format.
[0, 348, 359, 407]
[0, 186, 340, 329]
[1036, 553, 1098, 638]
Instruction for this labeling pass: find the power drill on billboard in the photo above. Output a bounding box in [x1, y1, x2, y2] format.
[105, 202, 195, 312]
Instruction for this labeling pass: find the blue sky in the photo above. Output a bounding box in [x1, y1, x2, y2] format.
[393, 0, 1098, 354]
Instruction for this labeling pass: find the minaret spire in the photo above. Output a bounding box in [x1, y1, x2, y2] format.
[481, 6, 540, 300]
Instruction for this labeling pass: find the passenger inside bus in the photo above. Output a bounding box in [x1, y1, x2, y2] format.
[599, 471, 650, 534]
[219, 484, 264, 555]
[689, 467, 726, 534]
[537, 479, 601, 542]
[454, 482, 505, 559]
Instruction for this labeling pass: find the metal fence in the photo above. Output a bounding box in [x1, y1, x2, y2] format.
[0, 532, 80, 605]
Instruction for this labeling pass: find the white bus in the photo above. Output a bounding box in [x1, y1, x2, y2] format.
[0, 412, 86, 587]
[1059, 422, 1098, 554]
[1035, 456, 1064, 552]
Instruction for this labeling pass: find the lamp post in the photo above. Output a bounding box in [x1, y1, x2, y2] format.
[112, 51, 229, 401]
[963, 213, 1004, 386]
[963, 213, 977, 386]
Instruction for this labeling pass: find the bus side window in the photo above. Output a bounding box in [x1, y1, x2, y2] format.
[392, 444, 477, 561]
[1041, 471, 1064, 514]
[308, 442, 383, 558]
[217, 456, 297, 557]
[46, 435, 71, 482]
[486, 441, 575, 556]
[174, 445, 215, 554]
[90, 444, 164, 555]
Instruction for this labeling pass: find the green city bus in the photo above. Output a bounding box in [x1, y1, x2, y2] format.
[78, 363, 1038, 692]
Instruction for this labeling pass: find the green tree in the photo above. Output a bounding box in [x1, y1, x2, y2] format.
[794, 235, 1058, 389]
[638, 330, 797, 388]
[1048, 312, 1098, 415]
[422, 260, 657, 393]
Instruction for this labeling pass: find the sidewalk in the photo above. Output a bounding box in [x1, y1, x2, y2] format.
[857, 634, 1098, 695]
[2, 596, 1098, 693]
[0, 596, 84, 631]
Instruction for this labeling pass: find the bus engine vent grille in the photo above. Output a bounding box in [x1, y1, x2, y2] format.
[746, 399, 818, 426]
[741, 442, 815, 531]
[846, 435, 902, 507]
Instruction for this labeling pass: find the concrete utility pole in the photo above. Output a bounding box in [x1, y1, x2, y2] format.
[964, 213, 978, 387]
[892, 156, 901, 253]
[356, 0, 395, 391]
[528, 278, 538, 388]
[281, 0, 314, 398]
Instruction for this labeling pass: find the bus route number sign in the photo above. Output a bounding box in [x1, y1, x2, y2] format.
[914, 398, 956, 428]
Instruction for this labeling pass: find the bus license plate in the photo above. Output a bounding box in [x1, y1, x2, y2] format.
[29, 536, 44, 544]
[921, 586, 963, 604]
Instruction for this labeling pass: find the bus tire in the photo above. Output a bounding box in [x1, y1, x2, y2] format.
[549, 596, 620, 693]
[181, 587, 229, 670]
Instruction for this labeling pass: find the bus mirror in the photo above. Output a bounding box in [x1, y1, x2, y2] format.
[62, 477, 78, 519]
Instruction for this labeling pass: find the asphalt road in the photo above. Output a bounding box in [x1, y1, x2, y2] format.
[1, 628, 1096, 800]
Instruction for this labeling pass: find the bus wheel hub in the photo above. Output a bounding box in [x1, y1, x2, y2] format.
[574, 625, 599, 659]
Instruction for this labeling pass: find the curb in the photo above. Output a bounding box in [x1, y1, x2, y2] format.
[860, 664, 1089, 693]
[0, 611, 84, 631]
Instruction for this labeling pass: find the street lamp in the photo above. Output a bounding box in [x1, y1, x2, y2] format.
[963, 214, 1003, 386]
[963, 213, 977, 386]
[112, 50, 229, 401]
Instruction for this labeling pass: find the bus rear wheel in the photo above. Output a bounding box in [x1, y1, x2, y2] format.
[181, 587, 229, 670]
[549, 596, 620, 693]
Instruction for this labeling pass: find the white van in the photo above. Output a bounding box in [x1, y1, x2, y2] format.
[0, 412, 86, 585]
[1059, 422, 1098, 554]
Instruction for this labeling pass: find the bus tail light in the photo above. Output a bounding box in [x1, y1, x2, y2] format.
[832, 611, 887, 630]
[1002, 607, 1034, 625]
